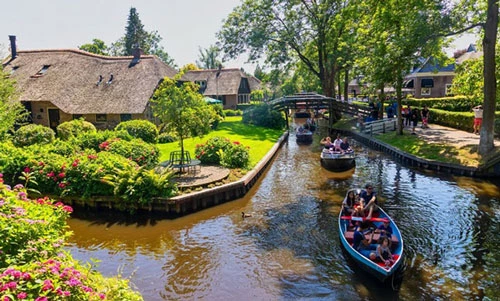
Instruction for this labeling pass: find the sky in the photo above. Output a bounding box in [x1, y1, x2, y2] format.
[0, 0, 257, 70]
[0, 0, 479, 73]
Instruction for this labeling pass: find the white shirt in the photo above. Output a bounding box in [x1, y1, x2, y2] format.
[473, 108, 483, 119]
[333, 138, 342, 148]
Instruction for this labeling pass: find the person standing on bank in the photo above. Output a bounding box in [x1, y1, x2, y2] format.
[421, 105, 430, 129]
[472, 105, 483, 135]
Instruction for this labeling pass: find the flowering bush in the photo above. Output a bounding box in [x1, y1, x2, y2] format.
[13, 124, 55, 147]
[115, 120, 159, 144]
[100, 138, 159, 169]
[72, 130, 132, 152]
[220, 141, 250, 169]
[195, 137, 250, 168]
[0, 176, 143, 300]
[194, 137, 232, 164]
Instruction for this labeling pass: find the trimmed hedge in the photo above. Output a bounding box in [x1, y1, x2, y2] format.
[57, 119, 96, 140]
[13, 124, 55, 147]
[403, 96, 485, 112]
[429, 108, 500, 135]
[115, 119, 159, 143]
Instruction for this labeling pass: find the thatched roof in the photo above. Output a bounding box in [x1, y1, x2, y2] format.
[2, 49, 177, 114]
[181, 68, 261, 95]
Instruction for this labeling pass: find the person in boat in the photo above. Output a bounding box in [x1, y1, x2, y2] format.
[342, 190, 358, 215]
[375, 236, 394, 267]
[350, 206, 365, 227]
[377, 219, 393, 240]
[320, 136, 334, 150]
[297, 125, 305, 133]
[353, 221, 376, 258]
[339, 137, 353, 154]
[333, 134, 343, 152]
[359, 184, 378, 220]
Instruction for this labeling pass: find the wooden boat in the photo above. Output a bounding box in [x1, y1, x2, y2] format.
[338, 188, 404, 282]
[296, 128, 313, 144]
[320, 150, 355, 171]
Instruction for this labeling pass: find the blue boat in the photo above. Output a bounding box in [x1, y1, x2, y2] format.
[338, 188, 404, 282]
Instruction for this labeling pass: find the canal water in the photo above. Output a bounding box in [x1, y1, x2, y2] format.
[67, 127, 500, 300]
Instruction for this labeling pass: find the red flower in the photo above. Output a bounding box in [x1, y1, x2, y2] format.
[23, 167, 31, 173]
[58, 183, 66, 189]
[62, 205, 73, 213]
[47, 171, 55, 178]
[58, 172, 65, 179]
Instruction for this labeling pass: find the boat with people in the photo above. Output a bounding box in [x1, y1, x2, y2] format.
[320, 149, 355, 171]
[338, 188, 404, 282]
[296, 126, 313, 144]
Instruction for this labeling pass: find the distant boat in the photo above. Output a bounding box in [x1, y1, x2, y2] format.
[320, 150, 355, 172]
[338, 188, 404, 282]
[296, 127, 313, 144]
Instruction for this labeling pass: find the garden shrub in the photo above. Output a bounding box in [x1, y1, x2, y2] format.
[103, 165, 178, 207]
[73, 129, 132, 152]
[242, 104, 286, 129]
[158, 132, 177, 143]
[0, 140, 34, 184]
[224, 109, 243, 116]
[100, 138, 159, 168]
[13, 124, 55, 147]
[195, 137, 232, 164]
[0, 177, 143, 300]
[220, 141, 250, 169]
[56, 119, 96, 140]
[115, 119, 159, 143]
[403, 96, 485, 112]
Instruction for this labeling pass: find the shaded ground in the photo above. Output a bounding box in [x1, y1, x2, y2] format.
[409, 123, 500, 148]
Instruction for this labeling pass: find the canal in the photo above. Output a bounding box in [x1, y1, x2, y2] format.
[67, 128, 500, 300]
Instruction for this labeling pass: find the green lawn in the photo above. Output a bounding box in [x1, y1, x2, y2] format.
[156, 116, 284, 168]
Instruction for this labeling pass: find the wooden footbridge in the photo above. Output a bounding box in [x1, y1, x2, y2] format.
[269, 92, 371, 129]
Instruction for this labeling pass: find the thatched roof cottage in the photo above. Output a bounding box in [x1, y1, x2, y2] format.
[181, 68, 262, 109]
[2, 36, 177, 130]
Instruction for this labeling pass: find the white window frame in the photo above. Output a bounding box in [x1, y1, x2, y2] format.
[421, 87, 431, 96]
[445, 84, 452, 95]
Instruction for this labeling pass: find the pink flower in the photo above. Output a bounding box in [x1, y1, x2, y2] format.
[58, 182, 66, 189]
[66, 277, 81, 287]
[3, 296, 11, 301]
[17, 292, 27, 299]
[22, 272, 31, 280]
[23, 167, 31, 173]
[47, 171, 55, 178]
[99, 293, 106, 299]
[6, 281, 17, 290]
[38, 161, 45, 166]
[62, 205, 73, 213]
[42, 279, 54, 291]
[58, 172, 65, 179]
[35, 297, 48, 301]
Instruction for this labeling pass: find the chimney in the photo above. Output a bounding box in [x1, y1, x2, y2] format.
[132, 47, 143, 61]
[9, 35, 17, 58]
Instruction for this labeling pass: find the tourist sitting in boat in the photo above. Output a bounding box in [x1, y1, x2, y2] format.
[333, 134, 343, 151]
[320, 136, 334, 149]
[353, 221, 377, 259]
[342, 190, 358, 215]
[339, 137, 353, 154]
[359, 184, 378, 220]
[350, 206, 365, 227]
[375, 237, 394, 267]
[297, 125, 306, 133]
[377, 219, 393, 240]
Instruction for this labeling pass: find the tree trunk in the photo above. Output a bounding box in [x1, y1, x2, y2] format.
[322, 70, 340, 123]
[378, 84, 385, 120]
[396, 72, 404, 135]
[479, 0, 498, 156]
[344, 69, 349, 104]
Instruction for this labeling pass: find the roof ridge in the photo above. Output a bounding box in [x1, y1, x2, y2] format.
[188, 68, 241, 72]
[17, 49, 156, 61]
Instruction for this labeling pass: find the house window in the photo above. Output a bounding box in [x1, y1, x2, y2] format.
[120, 114, 132, 121]
[73, 114, 83, 120]
[195, 81, 206, 88]
[96, 114, 107, 122]
[445, 84, 452, 95]
[31, 65, 51, 78]
[421, 88, 431, 96]
[238, 94, 250, 104]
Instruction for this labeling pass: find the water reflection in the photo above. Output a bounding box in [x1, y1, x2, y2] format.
[67, 127, 500, 300]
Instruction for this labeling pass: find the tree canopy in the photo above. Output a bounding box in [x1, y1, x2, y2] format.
[196, 45, 223, 69]
[78, 39, 108, 55]
[151, 75, 217, 162]
[0, 67, 27, 139]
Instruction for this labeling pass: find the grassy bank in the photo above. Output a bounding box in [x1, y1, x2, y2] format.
[157, 116, 284, 168]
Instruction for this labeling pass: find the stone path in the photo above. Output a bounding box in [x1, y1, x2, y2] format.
[171, 165, 230, 188]
[407, 123, 500, 148]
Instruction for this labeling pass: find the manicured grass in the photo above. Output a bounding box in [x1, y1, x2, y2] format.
[375, 132, 480, 166]
[156, 116, 284, 168]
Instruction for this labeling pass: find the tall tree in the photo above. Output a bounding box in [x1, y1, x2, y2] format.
[196, 45, 223, 69]
[124, 7, 147, 55]
[217, 0, 360, 122]
[151, 75, 217, 164]
[358, 0, 448, 134]
[0, 67, 27, 140]
[78, 39, 108, 55]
